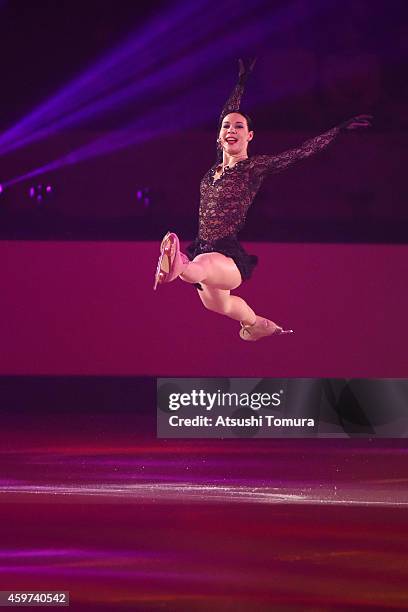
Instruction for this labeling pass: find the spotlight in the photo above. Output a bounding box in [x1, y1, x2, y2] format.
[28, 183, 54, 204]
[0, 184, 3, 195]
[136, 187, 151, 208]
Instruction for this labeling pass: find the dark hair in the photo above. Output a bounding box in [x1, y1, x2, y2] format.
[218, 110, 254, 132]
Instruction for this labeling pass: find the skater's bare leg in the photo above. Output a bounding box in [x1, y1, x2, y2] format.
[177, 251, 291, 337]
[197, 285, 256, 326]
[178, 252, 256, 324]
[180, 252, 242, 290]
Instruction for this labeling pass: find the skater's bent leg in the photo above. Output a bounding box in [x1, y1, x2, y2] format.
[198, 286, 256, 325]
[180, 253, 242, 290]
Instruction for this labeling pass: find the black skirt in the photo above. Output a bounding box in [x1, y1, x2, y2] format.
[186, 236, 258, 290]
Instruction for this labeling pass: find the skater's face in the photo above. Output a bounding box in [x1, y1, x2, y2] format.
[219, 113, 254, 156]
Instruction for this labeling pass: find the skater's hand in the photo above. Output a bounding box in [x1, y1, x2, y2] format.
[340, 114, 373, 131]
[238, 57, 257, 83]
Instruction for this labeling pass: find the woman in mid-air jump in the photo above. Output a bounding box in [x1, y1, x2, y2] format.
[154, 59, 371, 341]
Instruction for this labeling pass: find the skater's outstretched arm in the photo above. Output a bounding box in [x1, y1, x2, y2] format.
[248, 115, 373, 177]
[218, 58, 257, 123]
[216, 59, 256, 161]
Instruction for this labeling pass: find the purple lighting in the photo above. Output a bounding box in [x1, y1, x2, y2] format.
[0, 0, 213, 156]
[1, 0, 329, 189]
[136, 187, 151, 208]
[28, 184, 54, 203]
[0, 0, 314, 165]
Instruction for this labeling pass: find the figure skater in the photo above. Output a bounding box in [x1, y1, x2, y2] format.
[154, 59, 372, 341]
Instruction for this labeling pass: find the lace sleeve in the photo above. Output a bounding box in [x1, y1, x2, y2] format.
[216, 77, 246, 162]
[219, 77, 246, 124]
[249, 126, 341, 177]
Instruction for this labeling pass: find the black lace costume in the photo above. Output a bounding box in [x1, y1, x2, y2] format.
[186, 77, 342, 288]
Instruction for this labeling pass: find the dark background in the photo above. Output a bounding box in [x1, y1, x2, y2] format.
[0, 0, 407, 241]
